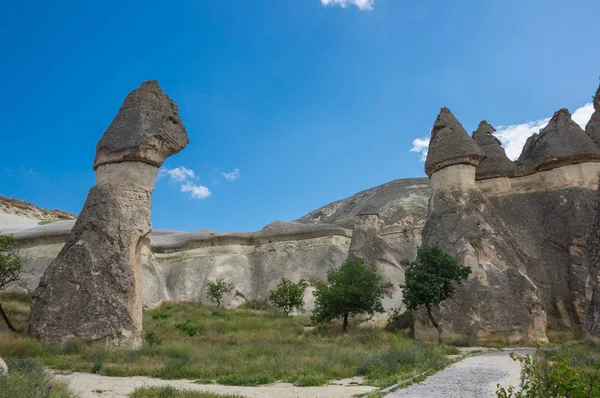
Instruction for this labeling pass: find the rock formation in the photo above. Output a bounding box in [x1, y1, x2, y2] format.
[586, 85, 600, 148]
[418, 108, 547, 342]
[517, 109, 600, 174]
[29, 80, 189, 347]
[472, 121, 516, 179]
[0, 355, 7, 377]
[585, 85, 600, 342]
[348, 206, 405, 324]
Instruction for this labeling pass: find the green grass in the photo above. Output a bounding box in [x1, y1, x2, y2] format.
[130, 386, 244, 398]
[0, 358, 75, 398]
[0, 293, 453, 387]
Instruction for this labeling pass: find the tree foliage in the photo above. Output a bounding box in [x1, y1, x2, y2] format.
[401, 245, 471, 344]
[312, 259, 393, 332]
[268, 278, 306, 315]
[0, 235, 21, 291]
[206, 278, 234, 308]
[0, 234, 22, 331]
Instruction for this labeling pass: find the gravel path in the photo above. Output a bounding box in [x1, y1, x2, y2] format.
[386, 349, 532, 398]
[53, 372, 377, 398]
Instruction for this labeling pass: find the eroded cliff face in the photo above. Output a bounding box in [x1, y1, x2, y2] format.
[419, 187, 547, 342]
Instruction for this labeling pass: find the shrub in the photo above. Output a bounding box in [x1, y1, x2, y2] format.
[145, 330, 163, 346]
[0, 235, 23, 332]
[0, 358, 75, 398]
[215, 372, 274, 386]
[312, 259, 393, 332]
[91, 358, 103, 374]
[496, 351, 600, 397]
[130, 386, 245, 397]
[174, 320, 204, 337]
[385, 308, 413, 332]
[206, 278, 234, 308]
[268, 278, 306, 315]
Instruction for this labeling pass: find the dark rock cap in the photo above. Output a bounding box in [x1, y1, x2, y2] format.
[472, 121, 516, 179]
[424, 108, 485, 177]
[94, 80, 190, 170]
[357, 204, 380, 216]
[517, 108, 600, 173]
[586, 85, 600, 147]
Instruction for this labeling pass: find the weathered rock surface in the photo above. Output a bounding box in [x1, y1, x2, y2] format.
[29, 80, 188, 347]
[517, 109, 600, 174]
[418, 187, 547, 342]
[472, 121, 516, 179]
[0, 196, 75, 225]
[585, 178, 600, 342]
[0, 355, 7, 377]
[424, 108, 485, 177]
[348, 208, 405, 326]
[586, 86, 600, 147]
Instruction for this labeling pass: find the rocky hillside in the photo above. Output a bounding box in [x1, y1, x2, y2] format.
[0, 196, 76, 222]
[295, 177, 431, 228]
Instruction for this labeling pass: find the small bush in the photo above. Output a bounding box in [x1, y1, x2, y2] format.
[238, 300, 272, 311]
[174, 320, 204, 337]
[290, 372, 328, 386]
[91, 358, 103, 374]
[215, 372, 274, 386]
[385, 308, 413, 332]
[152, 312, 171, 320]
[130, 386, 245, 398]
[0, 358, 75, 398]
[145, 330, 163, 346]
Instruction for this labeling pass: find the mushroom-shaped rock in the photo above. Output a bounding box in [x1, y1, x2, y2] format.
[472, 121, 516, 179]
[517, 108, 600, 173]
[29, 81, 189, 348]
[586, 85, 600, 147]
[94, 80, 189, 169]
[357, 204, 380, 216]
[425, 108, 485, 177]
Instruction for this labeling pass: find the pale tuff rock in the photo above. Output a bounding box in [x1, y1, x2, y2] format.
[0, 355, 7, 377]
[29, 81, 189, 348]
[472, 121, 516, 180]
[517, 108, 600, 174]
[424, 108, 485, 177]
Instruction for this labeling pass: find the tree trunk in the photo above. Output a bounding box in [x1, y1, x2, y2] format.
[426, 304, 443, 345]
[216, 299, 220, 308]
[0, 303, 16, 332]
[343, 313, 349, 332]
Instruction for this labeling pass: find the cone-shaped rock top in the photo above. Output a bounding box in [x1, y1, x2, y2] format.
[94, 80, 190, 170]
[472, 121, 516, 179]
[518, 108, 600, 173]
[586, 85, 600, 147]
[424, 108, 485, 177]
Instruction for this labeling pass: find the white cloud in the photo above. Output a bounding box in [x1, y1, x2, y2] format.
[221, 168, 240, 182]
[410, 138, 430, 162]
[410, 103, 595, 162]
[159, 166, 211, 200]
[159, 166, 195, 182]
[181, 182, 211, 199]
[320, 0, 374, 11]
[495, 103, 593, 159]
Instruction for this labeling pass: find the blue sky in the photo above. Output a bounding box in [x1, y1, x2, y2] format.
[1, 0, 599, 232]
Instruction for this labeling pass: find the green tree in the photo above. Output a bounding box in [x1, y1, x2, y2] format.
[401, 245, 471, 345]
[206, 278, 234, 308]
[268, 278, 306, 315]
[312, 259, 393, 332]
[0, 235, 22, 331]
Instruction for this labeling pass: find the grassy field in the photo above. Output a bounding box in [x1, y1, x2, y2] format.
[0, 292, 457, 388]
[130, 387, 244, 398]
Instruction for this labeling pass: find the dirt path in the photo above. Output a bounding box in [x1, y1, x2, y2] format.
[53, 372, 377, 398]
[387, 349, 532, 398]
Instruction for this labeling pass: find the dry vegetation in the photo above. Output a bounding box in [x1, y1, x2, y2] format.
[0, 292, 457, 390]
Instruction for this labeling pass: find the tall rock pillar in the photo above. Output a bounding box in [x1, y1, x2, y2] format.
[418, 108, 547, 343]
[29, 80, 189, 347]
